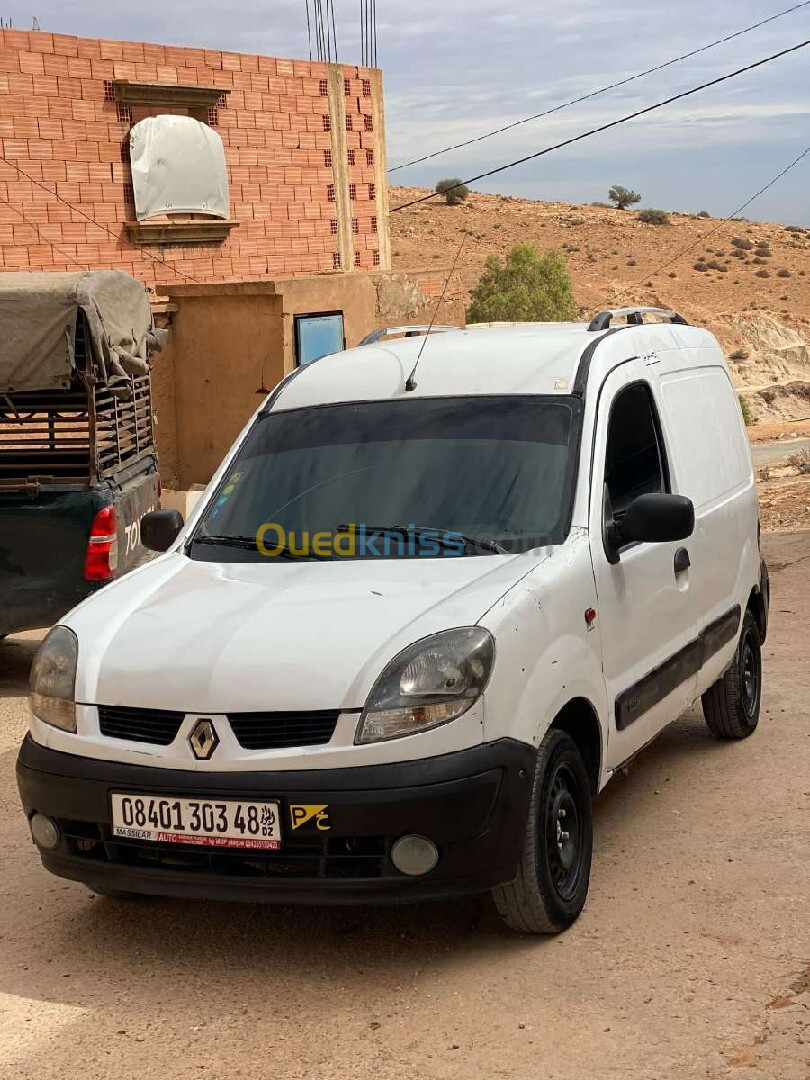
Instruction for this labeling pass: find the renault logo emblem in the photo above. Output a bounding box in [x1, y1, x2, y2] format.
[188, 718, 219, 760]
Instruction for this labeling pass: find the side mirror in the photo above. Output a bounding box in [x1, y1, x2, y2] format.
[140, 509, 184, 553]
[607, 493, 694, 556]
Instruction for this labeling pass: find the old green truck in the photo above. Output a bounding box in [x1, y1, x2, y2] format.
[0, 270, 164, 638]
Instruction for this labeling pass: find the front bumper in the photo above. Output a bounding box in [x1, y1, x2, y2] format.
[17, 735, 535, 904]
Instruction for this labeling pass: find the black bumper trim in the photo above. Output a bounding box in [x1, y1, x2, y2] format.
[17, 736, 535, 904]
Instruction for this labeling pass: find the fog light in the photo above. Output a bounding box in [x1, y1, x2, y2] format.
[30, 813, 60, 851]
[390, 834, 438, 876]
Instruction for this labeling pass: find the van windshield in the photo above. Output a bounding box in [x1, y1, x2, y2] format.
[190, 395, 580, 560]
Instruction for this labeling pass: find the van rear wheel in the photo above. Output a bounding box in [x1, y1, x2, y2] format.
[492, 728, 592, 934]
[702, 610, 762, 739]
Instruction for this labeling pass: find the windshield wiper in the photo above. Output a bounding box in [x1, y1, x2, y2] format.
[191, 534, 330, 559]
[336, 524, 506, 555]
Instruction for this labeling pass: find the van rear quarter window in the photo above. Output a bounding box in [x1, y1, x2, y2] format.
[660, 367, 751, 507]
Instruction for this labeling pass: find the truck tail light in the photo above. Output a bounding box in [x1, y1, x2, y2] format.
[84, 505, 119, 582]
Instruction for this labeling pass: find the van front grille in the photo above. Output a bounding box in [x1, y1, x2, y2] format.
[98, 705, 185, 746]
[227, 711, 340, 750]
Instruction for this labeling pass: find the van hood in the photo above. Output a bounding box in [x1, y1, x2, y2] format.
[68, 552, 537, 712]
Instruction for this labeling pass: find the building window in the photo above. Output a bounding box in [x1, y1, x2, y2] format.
[372, 250, 380, 266]
[323, 149, 332, 168]
[345, 115, 353, 132]
[207, 107, 219, 126]
[327, 184, 336, 202]
[129, 115, 230, 221]
[363, 114, 373, 131]
[121, 139, 131, 163]
[347, 148, 355, 166]
[329, 218, 338, 235]
[332, 252, 342, 270]
[371, 215, 377, 232]
[349, 183, 356, 200]
[218, 92, 229, 108]
[116, 102, 133, 124]
[319, 79, 328, 96]
[368, 183, 376, 200]
[352, 217, 359, 234]
[354, 251, 361, 267]
[123, 182, 135, 203]
[103, 80, 115, 102]
[366, 148, 374, 166]
[294, 312, 345, 366]
[322, 114, 331, 132]
[362, 79, 371, 97]
[344, 78, 351, 95]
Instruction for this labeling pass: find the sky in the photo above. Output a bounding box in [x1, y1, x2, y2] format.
[10, 0, 810, 223]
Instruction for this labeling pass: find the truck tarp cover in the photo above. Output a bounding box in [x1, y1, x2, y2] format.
[0, 270, 164, 395]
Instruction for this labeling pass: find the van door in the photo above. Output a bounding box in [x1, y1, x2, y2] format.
[589, 367, 698, 769]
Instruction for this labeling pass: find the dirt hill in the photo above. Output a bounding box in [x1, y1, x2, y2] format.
[389, 185, 810, 425]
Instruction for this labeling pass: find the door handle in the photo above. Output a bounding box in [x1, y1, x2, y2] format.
[674, 547, 691, 575]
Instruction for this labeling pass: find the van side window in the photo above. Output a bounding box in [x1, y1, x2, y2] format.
[604, 382, 669, 518]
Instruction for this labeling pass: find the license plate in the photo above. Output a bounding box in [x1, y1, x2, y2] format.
[110, 793, 282, 850]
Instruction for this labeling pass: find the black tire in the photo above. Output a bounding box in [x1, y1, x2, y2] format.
[492, 728, 593, 934]
[702, 610, 762, 740]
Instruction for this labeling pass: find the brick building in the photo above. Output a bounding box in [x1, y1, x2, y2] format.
[0, 28, 391, 288]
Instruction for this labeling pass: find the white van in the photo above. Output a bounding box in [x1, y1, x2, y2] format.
[18, 307, 769, 934]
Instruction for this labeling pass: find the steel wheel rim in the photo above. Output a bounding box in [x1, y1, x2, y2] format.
[740, 629, 760, 720]
[544, 763, 584, 902]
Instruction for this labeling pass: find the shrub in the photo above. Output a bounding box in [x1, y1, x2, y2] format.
[777, 268, 791, 278]
[590, 201, 613, 208]
[694, 261, 709, 272]
[626, 258, 637, 266]
[696, 210, 711, 218]
[730, 248, 746, 259]
[755, 269, 770, 278]
[705, 259, 724, 271]
[729, 348, 749, 360]
[669, 271, 677, 278]
[608, 185, 641, 210]
[788, 447, 810, 474]
[637, 208, 670, 225]
[739, 396, 752, 426]
[731, 237, 753, 250]
[435, 177, 470, 205]
[785, 224, 805, 233]
[466, 243, 577, 324]
[753, 256, 768, 265]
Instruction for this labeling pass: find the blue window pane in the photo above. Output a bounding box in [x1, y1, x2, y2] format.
[295, 313, 345, 366]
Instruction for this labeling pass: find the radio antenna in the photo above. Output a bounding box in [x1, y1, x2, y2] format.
[404, 236, 465, 392]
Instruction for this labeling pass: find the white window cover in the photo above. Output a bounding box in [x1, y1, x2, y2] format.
[130, 115, 230, 221]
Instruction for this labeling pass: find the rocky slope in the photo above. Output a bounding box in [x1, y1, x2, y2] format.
[389, 185, 810, 424]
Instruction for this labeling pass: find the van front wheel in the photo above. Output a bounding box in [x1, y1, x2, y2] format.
[702, 610, 762, 739]
[492, 728, 593, 934]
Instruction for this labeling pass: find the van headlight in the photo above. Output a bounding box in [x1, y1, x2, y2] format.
[356, 627, 494, 744]
[30, 626, 78, 733]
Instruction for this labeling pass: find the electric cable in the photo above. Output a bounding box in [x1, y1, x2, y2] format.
[391, 38, 810, 212]
[388, 1, 810, 172]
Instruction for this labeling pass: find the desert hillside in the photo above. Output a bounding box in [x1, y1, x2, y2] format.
[389, 185, 810, 425]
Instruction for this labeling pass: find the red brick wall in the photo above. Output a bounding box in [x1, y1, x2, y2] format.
[0, 30, 386, 289]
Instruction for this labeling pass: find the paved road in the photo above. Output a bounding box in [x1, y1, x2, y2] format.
[0, 533, 808, 1080]
[751, 437, 810, 467]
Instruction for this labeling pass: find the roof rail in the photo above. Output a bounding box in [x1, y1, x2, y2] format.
[358, 324, 460, 347]
[587, 307, 688, 332]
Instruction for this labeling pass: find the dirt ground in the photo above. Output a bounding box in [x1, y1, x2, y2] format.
[0, 532, 808, 1080]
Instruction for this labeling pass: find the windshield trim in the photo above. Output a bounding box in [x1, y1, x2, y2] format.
[188, 393, 585, 559]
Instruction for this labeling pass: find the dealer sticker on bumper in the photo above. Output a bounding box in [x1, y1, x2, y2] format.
[110, 793, 282, 850]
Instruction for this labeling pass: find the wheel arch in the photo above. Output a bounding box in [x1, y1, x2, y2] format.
[550, 697, 602, 795]
[747, 584, 767, 643]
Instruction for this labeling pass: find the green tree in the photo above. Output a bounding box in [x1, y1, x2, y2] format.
[608, 184, 641, 210]
[466, 244, 577, 324]
[435, 177, 470, 205]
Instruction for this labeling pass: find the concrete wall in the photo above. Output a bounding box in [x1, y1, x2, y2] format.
[157, 270, 466, 488]
[0, 29, 390, 284]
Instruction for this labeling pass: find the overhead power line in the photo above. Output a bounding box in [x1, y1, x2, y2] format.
[391, 38, 810, 212]
[388, 0, 810, 173]
[623, 145, 810, 291]
[0, 154, 204, 283]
